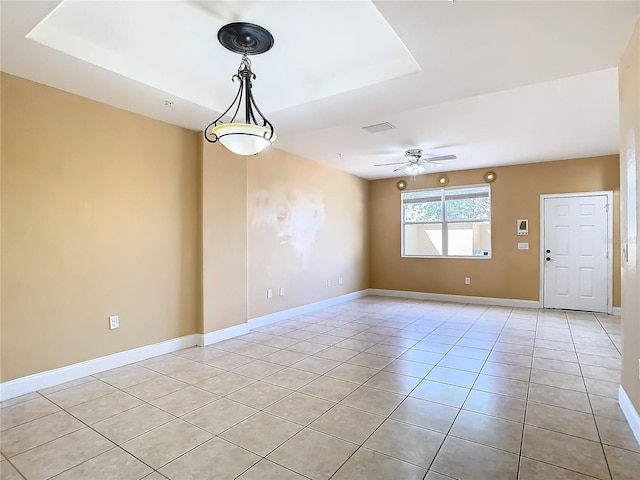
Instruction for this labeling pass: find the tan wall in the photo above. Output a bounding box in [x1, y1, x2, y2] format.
[0, 73, 3, 384]
[247, 148, 369, 319]
[619, 21, 640, 416]
[0, 73, 370, 382]
[0, 67, 624, 390]
[369, 156, 620, 305]
[201, 142, 248, 332]
[0, 73, 201, 381]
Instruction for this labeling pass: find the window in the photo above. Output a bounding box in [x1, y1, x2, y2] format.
[402, 185, 491, 258]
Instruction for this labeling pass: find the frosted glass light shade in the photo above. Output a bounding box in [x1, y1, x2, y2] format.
[405, 164, 425, 176]
[210, 123, 277, 156]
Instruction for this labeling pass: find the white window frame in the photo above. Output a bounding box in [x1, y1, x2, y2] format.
[401, 184, 492, 259]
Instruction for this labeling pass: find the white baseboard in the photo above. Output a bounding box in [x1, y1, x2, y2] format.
[0, 290, 369, 402]
[0, 334, 200, 402]
[612, 307, 622, 316]
[1, 287, 614, 403]
[249, 290, 370, 328]
[198, 322, 251, 346]
[619, 386, 640, 447]
[368, 288, 541, 309]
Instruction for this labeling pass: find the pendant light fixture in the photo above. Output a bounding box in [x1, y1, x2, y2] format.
[204, 22, 276, 156]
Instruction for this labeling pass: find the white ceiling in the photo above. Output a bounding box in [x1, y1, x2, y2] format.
[2, 0, 638, 180]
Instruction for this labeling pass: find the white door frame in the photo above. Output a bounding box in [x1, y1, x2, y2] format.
[539, 191, 614, 314]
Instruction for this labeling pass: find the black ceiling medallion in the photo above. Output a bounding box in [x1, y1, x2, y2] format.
[217, 22, 274, 55]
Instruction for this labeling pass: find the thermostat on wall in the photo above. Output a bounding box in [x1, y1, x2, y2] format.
[517, 219, 529, 236]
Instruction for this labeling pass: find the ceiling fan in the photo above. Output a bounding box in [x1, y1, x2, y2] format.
[374, 149, 456, 176]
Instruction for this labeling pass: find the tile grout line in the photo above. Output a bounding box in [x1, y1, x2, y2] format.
[152, 309, 429, 479]
[514, 305, 540, 480]
[43, 376, 188, 478]
[592, 313, 623, 357]
[323, 311, 452, 479]
[568, 312, 615, 480]
[250, 317, 406, 477]
[28, 361, 237, 478]
[1, 300, 632, 480]
[300, 305, 466, 477]
[419, 305, 519, 478]
[2, 456, 28, 480]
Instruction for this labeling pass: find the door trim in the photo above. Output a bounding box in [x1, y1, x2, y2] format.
[539, 191, 613, 314]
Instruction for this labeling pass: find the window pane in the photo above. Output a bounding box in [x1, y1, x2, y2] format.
[404, 224, 443, 256]
[403, 190, 442, 222]
[401, 186, 491, 258]
[445, 195, 490, 221]
[403, 190, 441, 202]
[444, 186, 489, 199]
[404, 202, 442, 222]
[447, 222, 491, 256]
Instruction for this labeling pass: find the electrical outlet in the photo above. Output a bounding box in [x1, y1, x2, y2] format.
[338, 276, 343, 285]
[109, 315, 119, 330]
[267, 289, 273, 299]
[327, 279, 332, 287]
[279, 287, 285, 296]
[465, 277, 471, 285]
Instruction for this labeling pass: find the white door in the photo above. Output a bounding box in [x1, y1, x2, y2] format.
[542, 194, 610, 313]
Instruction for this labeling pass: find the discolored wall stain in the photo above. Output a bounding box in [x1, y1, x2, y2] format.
[250, 182, 325, 264]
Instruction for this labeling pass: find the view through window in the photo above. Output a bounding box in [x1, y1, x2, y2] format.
[402, 185, 491, 257]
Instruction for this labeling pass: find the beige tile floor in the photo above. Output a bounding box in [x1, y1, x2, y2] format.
[1, 296, 640, 480]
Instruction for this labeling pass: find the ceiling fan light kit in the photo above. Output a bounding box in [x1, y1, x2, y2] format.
[405, 163, 426, 177]
[204, 22, 276, 156]
[374, 148, 457, 178]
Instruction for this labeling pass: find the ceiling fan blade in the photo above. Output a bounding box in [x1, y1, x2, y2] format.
[426, 154, 456, 162]
[374, 161, 409, 167]
[393, 165, 408, 172]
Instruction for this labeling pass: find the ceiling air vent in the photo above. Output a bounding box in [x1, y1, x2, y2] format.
[362, 122, 395, 134]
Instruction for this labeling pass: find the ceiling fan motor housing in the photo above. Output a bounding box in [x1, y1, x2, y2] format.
[405, 148, 423, 160]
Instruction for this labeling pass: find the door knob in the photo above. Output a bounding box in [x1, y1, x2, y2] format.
[546, 257, 551, 261]
[546, 249, 551, 253]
